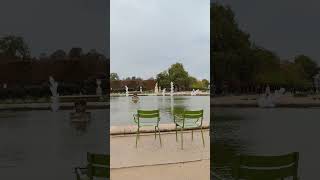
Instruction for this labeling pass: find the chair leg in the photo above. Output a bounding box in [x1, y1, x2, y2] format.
[157, 126, 162, 147]
[191, 130, 194, 141]
[200, 127, 205, 147]
[181, 127, 184, 150]
[175, 124, 178, 142]
[154, 126, 157, 140]
[136, 127, 139, 148]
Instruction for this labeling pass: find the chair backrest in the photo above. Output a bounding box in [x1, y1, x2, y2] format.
[183, 110, 203, 119]
[232, 152, 299, 180]
[87, 152, 109, 179]
[137, 110, 160, 119]
[181, 110, 203, 126]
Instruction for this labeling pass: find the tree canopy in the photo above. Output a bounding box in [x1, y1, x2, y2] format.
[110, 73, 120, 81]
[0, 35, 30, 59]
[157, 62, 209, 90]
[212, 2, 319, 92]
[50, 49, 67, 59]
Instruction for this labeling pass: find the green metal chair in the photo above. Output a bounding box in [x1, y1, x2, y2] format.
[75, 152, 109, 180]
[232, 152, 299, 180]
[133, 109, 162, 147]
[174, 109, 205, 149]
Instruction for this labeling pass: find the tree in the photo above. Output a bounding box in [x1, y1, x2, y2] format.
[110, 73, 120, 81]
[50, 49, 66, 59]
[86, 49, 102, 59]
[211, 2, 316, 93]
[188, 76, 197, 86]
[168, 63, 190, 90]
[190, 78, 210, 90]
[68, 47, 83, 58]
[294, 55, 318, 80]
[156, 71, 170, 88]
[202, 79, 210, 88]
[212, 3, 250, 53]
[0, 35, 30, 59]
[212, 3, 252, 92]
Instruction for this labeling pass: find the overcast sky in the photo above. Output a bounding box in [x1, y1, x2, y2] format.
[215, 0, 320, 65]
[111, 0, 210, 80]
[0, 0, 109, 57]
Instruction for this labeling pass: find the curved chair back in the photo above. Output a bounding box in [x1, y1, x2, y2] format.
[137, 110, 160, 124]
[182, 110, 203, 127]
[87, 153, 109, 180]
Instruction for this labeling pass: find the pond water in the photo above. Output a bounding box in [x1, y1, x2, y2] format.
[111, 96, 210, 126]
[212, 107, 320, 179]
[0, 110, 108, 180]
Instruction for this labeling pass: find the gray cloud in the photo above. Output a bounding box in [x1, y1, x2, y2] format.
[0, 0, 109, 57]
[111, 0, 210, 80]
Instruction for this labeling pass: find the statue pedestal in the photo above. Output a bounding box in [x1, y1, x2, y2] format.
[96, 87, 102, 96]
[51, 96, 59, 112]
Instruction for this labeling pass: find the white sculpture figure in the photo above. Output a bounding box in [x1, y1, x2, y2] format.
[191, 89, 200, 96]
[49, 76, 59, 112]
[140, 86, 143, 93]
[191, 89, 195, 96]
[196, 89, 200, 95]
[162, 88, 166, 96]
[125, 86, 129, 97]
[155, 83, 159, 94]
[170, 82, 174, 96]
[257, 86, 285, 108]
[96, 79, 102, 96]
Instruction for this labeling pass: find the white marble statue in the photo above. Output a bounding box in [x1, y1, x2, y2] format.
[155, 83, 159, 94]
[96, 79, 102, 96]
[49, 76, 59, 112]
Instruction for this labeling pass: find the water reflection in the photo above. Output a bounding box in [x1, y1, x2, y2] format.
[0, 110, 107, 180]
[111, 96, 210, 125]
[71, 121, 90, 134]
[212, 108, 320, 179]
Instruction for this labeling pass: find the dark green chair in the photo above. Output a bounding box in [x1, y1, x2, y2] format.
[232, 152, 299, 180]
[133, 109, 162, 147]
[75, 152, 109, 180]
[174, 109, 204, 149]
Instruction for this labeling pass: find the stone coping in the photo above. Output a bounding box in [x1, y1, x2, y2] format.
[212, 95, 320, 108]
[110, 121, 210, 135]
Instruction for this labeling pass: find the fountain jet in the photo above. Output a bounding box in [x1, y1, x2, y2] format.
[170, 82, 174, 96]
[125, 86, 129, 97]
